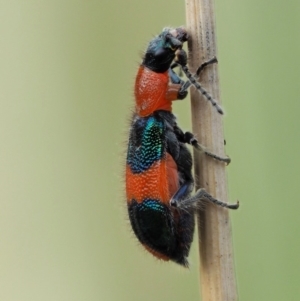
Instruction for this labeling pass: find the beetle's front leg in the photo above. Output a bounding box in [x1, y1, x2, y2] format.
[167, 68, 188, 100]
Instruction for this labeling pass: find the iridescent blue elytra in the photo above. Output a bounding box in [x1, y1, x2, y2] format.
[127, 116, 164, 174]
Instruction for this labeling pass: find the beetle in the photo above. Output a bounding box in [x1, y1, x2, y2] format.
[126, 27, 238, 267]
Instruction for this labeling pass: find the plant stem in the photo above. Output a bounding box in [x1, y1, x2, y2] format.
[184, 0, 238, 300]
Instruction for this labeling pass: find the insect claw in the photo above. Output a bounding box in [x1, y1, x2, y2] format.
[228, 200, 239, 210]
[224, 157, 231, 165]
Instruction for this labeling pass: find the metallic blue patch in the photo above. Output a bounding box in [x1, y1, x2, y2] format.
[127, 116, 165, 173]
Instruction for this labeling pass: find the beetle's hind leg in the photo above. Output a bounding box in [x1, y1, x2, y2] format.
[171, 188, 239, 210]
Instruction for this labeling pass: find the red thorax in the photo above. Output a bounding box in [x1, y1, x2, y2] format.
[134, 66, 180, 117]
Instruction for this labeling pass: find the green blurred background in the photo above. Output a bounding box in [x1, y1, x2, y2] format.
[1, 0, 300, 300]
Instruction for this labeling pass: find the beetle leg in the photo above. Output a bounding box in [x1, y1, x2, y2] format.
[174, 126, 231, 164]
[171, 188, 239, 210]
